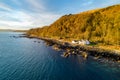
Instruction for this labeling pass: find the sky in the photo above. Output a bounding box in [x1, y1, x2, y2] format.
[0, 0, 120, 30]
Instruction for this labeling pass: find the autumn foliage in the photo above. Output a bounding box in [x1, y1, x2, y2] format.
[27, 4, 120, 45]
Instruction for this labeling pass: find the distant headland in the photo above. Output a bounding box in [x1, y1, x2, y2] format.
[0, 29, 27, 32]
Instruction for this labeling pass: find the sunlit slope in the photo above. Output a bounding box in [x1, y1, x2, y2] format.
[27, 4, 120, 45]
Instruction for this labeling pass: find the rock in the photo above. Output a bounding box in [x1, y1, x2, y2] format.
[77, 51, 83, 55]
[94, 56, 100, 60]
[68, 52, 71, 54]
[81, 52, 88, 59]
[52, 45, 61, 51]
[63, 52, 69, 58]
[34, 41, 36, 42]
[117, 60, 120, 63]
[72, 51, 75, 54]
[45, 41, 54, 46]
[38, 41, 40, 43]
[66, 48, 71, 52]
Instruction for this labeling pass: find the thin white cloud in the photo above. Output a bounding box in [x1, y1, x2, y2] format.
[0, 10, 61, 30]
[0, 2, 12, 11]
[0, 0, 61, 30]
[101, 0, 120, 7]
[25, 0, 46, 12]
[82, 0, 94, 6]
[30, 13, 60, 27]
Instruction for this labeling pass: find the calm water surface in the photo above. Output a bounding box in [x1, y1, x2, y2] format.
[0, 32, 120, 80]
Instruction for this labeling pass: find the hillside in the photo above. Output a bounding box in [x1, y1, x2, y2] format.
[27, 4, 120, 45]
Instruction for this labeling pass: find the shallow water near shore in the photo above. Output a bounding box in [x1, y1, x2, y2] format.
[0, 32, 120, 80]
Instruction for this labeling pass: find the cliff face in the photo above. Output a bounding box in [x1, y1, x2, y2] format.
[27, 4, 120, 45]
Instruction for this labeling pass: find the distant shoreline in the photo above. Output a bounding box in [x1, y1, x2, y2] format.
[0, 29, 27, 32]
[25, 34, 120, 62]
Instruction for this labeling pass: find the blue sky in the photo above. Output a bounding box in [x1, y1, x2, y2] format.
[0, 0, 120, 30]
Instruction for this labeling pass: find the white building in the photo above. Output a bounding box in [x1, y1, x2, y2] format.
[72, 39, 90, 45]
[86, 40, 90, 45]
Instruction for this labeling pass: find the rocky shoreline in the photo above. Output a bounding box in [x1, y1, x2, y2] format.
[24, 34, 120, 62]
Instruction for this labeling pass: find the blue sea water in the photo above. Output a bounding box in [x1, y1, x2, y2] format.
[0, 31, 120, 80]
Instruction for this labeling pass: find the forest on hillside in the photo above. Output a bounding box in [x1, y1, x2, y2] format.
[27, 4, 120, 45]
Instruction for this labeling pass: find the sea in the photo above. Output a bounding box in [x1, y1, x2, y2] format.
[0, 31, 120, 80]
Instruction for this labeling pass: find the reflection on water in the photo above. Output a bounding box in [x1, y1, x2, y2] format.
[0, 32, 120, 80]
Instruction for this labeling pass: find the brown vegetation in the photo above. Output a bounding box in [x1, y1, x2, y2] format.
[27, 4, 120, 46]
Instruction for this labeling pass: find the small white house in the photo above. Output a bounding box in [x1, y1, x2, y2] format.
[72, 39, 90, 45]
[85, 40, 90, 45]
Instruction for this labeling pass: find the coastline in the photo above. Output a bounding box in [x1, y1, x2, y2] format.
[25, 34, 120, 62]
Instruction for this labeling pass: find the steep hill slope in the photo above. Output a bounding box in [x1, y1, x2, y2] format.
[27, 4, 120, 45]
